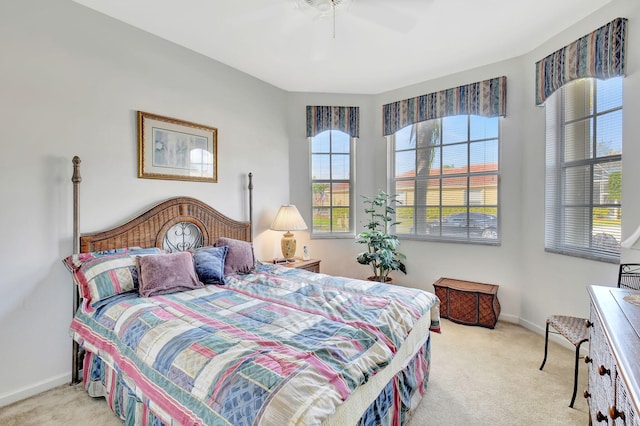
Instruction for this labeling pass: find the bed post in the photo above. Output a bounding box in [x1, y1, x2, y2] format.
[248, 172, 253, 241]
[71, 156, 82, 385]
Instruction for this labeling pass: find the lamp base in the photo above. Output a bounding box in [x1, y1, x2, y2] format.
[281, 231, 296, 260]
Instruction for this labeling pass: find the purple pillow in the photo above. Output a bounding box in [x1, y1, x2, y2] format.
[216, 237, 255, 275]
[137, 252, 203, 297]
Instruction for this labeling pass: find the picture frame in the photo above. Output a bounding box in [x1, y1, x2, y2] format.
[138, 111, 218, 182]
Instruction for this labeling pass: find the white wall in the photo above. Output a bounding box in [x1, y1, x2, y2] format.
[2, 0, 639, 409]
[0, 0, 289, 405]
[287, 0, 640, 332]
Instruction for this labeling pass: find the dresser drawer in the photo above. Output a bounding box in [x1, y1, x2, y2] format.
[588, 302, 616, 423]
[587, 286, 640, 426]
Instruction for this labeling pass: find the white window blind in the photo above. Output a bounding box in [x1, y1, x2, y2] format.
[545, 77, 622, 262]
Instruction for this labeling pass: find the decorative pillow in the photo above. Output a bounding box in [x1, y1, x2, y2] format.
[137, 251, 204, 297]
[63, 247, 164, 305]
[63, 246, 158, 270]
[193, 246, 229, 285]
[216, 237, 255, 275]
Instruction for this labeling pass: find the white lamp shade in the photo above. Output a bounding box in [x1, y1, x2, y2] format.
[270, 205, 308, 231]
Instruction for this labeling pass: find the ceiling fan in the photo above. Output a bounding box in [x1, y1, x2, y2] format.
[298, 0, 351, 37]
[299, 0, 351, 17]
[295, 0, 428, 37]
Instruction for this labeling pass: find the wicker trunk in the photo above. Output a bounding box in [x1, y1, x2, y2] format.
[433, 277, 501, 328]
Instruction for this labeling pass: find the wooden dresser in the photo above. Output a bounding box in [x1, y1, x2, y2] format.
[586, 285, 640, 424]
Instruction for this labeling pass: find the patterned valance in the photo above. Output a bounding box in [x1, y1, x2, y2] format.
[382, 76, 507, 136]
[306, 106, 360, 138]
[535, 17, 627, 106]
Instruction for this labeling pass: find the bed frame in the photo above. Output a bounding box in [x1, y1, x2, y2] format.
[69, 156, 254, 384]
[68, 156, 434, 425]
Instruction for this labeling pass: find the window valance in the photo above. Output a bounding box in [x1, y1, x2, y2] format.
[306, 106, 360, 138]
[382, 76, 507, 136]
[535, 17, 627, 106]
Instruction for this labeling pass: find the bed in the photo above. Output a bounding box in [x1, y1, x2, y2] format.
[64, 157, 441, 425]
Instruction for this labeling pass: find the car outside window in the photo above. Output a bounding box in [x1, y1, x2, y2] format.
[391, 115, 500, 244]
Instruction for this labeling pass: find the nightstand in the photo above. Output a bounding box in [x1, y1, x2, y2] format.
[278, 258, 321, 273]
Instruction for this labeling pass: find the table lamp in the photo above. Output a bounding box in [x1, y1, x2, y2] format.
[270, 204, 307, 260]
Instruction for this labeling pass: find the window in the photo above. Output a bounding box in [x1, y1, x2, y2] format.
[311, 130, 354, 236]
[391, 115, 500, 243]
[545, 77, 622, 262]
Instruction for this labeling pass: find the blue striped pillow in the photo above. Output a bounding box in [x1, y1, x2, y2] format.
[63, 247, 164, 305]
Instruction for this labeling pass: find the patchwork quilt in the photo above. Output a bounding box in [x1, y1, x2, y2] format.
[70, 265, 440, 425]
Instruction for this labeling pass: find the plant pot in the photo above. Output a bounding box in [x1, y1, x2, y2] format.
[367, 276, 393, 284]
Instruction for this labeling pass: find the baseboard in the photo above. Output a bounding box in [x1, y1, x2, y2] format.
[0, 372, 69, 407]
[519, 317, 545, 334]
[496, 313, 519, 324]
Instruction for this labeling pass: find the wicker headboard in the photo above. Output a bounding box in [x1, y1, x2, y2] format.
[79, 197, 251, 253]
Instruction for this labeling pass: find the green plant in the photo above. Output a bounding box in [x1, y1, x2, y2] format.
[356, 191, 407, 282]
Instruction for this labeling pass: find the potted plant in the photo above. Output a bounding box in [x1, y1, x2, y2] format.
[356, 191, 407, 283]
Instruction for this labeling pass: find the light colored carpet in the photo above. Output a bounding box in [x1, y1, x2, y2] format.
[0, 319, 588, 425]
[0, 382, 120, 426]
[410, 319, 587, 426]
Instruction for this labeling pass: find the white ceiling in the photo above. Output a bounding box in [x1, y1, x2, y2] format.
[72, 0, 611, 94]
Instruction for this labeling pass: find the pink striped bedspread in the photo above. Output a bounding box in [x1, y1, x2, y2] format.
[70, 265, 440, 425]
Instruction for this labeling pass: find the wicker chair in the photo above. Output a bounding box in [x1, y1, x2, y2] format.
[538, 265, 638, 408]
[539, 315, 589, 408]
[618, 263, 640, 290]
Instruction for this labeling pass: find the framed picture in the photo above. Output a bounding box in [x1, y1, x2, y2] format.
[138, 111, 218, 182]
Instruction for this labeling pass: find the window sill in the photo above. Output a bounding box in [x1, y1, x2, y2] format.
[398, 235, 501, 246]
[311, 233, 355, 240]
[544, 248, 619, 264]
